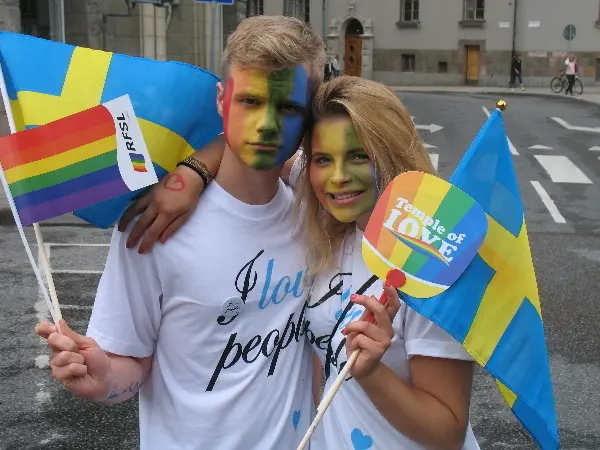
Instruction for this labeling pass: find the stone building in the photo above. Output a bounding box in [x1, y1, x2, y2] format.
[2, 0, 600, 94]
[318, 0, 600, 87]
[249, 0, 600, 88]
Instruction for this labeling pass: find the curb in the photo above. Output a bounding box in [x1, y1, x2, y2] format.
[392, 89, 600, 105]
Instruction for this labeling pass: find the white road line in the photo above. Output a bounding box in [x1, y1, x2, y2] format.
[530, 181, 567, 224]
[60, 304, 93, 310]
[528, 145, 553, 150]
[550, 117, 600, 133]
[429, 153, 439, 170]
[45, 243, 110, 247]
[51, 269, 103, 275]
[423, 143, 437, 149]
[590, 146, 600, 151]
[534, 155, 593, 184]
[482, 106, 519, 155]
[34, 355, 49, 369]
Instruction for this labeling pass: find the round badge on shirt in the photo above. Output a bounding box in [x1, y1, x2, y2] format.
[219, 296, 245, 323]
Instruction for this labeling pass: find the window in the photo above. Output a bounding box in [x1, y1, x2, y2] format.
[402, 0, 419, 22]
[438, 61, 448, 73]
[284, 0, 309, 22]
[402, 54, 416, 72]
[464, 0, 485, 20]
[248, 0, 264, 16]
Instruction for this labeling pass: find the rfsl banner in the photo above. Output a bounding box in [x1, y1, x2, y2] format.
[0, 95, 157, 226]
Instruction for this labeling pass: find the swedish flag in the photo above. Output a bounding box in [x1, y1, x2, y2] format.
[0, 31, 222, 228]
[402, 106, 559, 449]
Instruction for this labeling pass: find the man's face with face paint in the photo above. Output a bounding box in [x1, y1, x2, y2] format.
[309, 116, 378, 228]
[220, 65, 311, 170]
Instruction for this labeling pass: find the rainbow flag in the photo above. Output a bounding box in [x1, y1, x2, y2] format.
[0, 31, 222, 228]
[401, 109, 559, 449]
[0, 95, 158, 226]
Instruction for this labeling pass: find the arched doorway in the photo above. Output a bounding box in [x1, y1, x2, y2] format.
[344, 18, 363, 77]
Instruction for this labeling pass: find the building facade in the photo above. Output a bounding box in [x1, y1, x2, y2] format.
[318, 0, 600, 87]
[0, 0, 220, 137]
[1, 0, 599, 91]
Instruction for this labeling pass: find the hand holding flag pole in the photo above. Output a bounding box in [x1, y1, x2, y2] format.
[296, 269, 406, 450]
[0, 60, 63, 330]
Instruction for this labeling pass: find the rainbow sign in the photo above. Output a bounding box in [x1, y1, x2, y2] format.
[0, 95, 157, 226]
[362, 171, 488, 298]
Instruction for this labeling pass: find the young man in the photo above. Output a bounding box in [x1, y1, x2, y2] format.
[35, 15, 326, 449]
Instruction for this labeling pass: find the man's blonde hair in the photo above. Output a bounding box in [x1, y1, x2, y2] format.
[295, 76, 438, 276]
[222, 15, 326, 82]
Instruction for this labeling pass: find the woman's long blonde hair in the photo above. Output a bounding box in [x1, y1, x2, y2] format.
[295, 76, 437, 276]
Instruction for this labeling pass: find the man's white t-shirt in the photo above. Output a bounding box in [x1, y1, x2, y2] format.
[87, 178, 315, 450]
[306, 228, 481, 450]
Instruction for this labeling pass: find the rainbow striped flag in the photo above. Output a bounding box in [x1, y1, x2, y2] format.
[0, 31, 222, 228]
[401, 109, 559, 449]
[0, 95, 158, 226]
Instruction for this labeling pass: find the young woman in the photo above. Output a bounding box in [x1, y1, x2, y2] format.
[291, 77, 480, 450]
[121, 76, 480, 449]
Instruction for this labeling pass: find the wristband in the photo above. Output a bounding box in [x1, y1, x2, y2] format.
[176, 157, 213, 187]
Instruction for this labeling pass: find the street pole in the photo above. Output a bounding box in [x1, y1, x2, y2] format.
[59, 0, 66, 42]
[210, 0, 216, 73]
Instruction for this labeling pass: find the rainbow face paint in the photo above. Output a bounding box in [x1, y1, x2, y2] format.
[222, 65, 310, 170]
[309, 116, 377, 225]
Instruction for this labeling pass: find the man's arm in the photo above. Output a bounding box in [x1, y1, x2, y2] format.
[101, 353, 153, 404]
[35, 321, 154, 405]
[120, 137, 304, 253]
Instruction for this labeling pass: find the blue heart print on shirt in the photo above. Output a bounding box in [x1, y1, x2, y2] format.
[292, 410, 301, 430]
[351, 428, 373, 450]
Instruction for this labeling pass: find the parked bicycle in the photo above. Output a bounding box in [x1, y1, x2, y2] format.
[550, 70, 583, 95]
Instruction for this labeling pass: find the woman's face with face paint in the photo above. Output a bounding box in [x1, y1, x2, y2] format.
[220, 65, 311, 171]
[309, 116, 378, 228]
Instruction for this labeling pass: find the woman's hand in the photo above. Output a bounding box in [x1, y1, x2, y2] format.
[118, 165, 205, 254]
[342, 283, 401, 380]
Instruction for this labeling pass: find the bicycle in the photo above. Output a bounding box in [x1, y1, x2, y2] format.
[550, 70, 583, 95]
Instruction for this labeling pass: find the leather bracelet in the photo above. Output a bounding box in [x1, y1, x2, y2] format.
[176, 157, 213, 187]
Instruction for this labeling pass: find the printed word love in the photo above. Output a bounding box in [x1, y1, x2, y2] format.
[219, 250, 305, 326]
[384, 197, 467, 262]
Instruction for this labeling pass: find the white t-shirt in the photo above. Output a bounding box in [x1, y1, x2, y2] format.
[305, 228, 481, 450]
[87, 178, 315, 450]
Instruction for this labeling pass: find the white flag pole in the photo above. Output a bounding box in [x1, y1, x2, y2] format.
[0, 59, 63, 330]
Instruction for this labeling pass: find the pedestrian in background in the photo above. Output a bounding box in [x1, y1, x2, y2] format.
[332, 54, 341, 77]
[510, 54, 525, 91]
[564, 54, 578, 96]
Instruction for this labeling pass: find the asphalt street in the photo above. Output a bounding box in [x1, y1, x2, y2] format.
[0, 92, 599, 449]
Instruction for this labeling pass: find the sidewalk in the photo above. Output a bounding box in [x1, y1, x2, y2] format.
[390, 85, 600, 106]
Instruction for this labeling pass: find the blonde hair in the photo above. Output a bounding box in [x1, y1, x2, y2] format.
[221, 15, 326, 83]
[296, 76, 437, 276]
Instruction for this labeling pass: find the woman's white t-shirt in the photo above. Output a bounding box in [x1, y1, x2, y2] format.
[305, 228, 481, 450]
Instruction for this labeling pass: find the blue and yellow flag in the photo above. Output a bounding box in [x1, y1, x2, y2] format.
[0, 31, 222, 228]
[402, 108, 559, 449]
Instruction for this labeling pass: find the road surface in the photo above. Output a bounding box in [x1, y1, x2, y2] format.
[1, 92, 599, 449]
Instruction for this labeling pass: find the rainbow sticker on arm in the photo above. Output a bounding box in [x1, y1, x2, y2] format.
[362, 171, 488, 298]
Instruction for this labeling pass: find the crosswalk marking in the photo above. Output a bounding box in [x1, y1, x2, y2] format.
[534, 155, 593, 184]
[528, 145, 553, 150]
